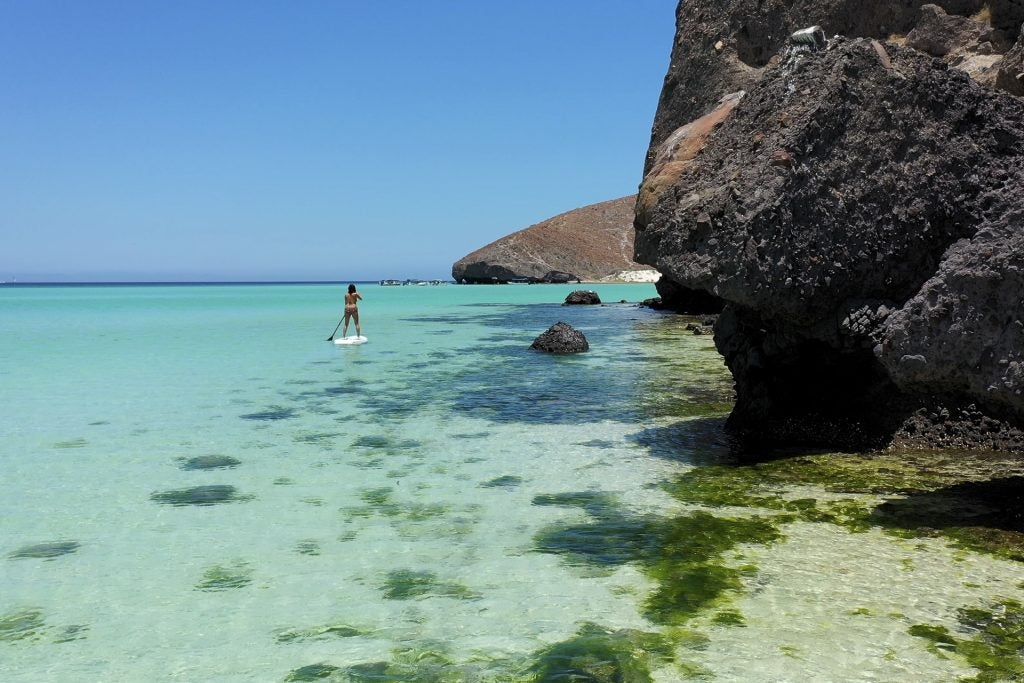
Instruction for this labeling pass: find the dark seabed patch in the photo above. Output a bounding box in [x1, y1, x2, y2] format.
[295, 540, 320, 556]
[194, 561, 253, 591]
[52, 438, 88, 449]
[9, 541, 80, 560]
[451, 432, 490, 440]
[179, 455, 241, 470]
[480, 475, 523, 489]
[150, 485, 252, 506]
[285, 664, 341, 682]
[293, 432, 340, 446]
[53, 624, 89, 643]
[88, 421, 110, 426]
[352, 435, 421, 450]
[239, 406, 296, 421]
[276, 622, 365, 643]
[577, 439, 619, 449]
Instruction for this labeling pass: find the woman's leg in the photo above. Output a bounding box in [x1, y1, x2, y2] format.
[353, 311, 361, 337]
[342, 312, 351, 337]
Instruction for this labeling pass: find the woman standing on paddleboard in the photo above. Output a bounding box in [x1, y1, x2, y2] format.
[342, 284, 362, 338]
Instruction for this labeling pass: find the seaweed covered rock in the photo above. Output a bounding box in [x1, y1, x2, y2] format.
[530, 322, 589, 354]
[636, 36, 1024, 452]
[564, 290, 601, 305]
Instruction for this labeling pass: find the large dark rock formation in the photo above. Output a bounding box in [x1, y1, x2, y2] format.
[452, 196, 656, 283]
[646, 0, 1023, 177]
[635, 35, 1024, 452]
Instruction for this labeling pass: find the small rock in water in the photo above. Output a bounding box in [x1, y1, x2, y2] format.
[564, 290, 601, 305]
[530, 322, 589, 354]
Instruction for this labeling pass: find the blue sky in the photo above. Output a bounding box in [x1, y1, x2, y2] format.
[1, 1, 677, 282]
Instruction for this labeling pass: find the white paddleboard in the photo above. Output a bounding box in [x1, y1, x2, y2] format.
[334, 336, 368, 346]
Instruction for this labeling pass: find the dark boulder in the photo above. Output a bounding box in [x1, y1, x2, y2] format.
[530, 322, 589, 354]
[636, 36, 1024, 452]
[564, 290, 601, 305]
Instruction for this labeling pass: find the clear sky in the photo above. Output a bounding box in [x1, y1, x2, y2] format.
[1, 1, 677, 282]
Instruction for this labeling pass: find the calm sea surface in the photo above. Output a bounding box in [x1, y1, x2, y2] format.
[1, 283, 1020, 681]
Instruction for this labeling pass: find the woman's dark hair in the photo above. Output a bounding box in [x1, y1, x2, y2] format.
[347, 284, 356, 293]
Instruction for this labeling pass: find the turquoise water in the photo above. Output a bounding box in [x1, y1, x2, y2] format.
[2, 283, 1022, 681]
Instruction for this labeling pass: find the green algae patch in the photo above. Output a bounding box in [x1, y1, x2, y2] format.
[910, 598, 1024, 681]
[195, 561, 253, 592]
[381, 569, 480, 601]
[666, 452, 1024, 559]
[534, 490, 783, 624]
[9, 540, 80, 560]
[0, 609, 48, 642]
[711, 609, 746, 626]
[642, 512, 782, 624]
[528, 622, 675, 682]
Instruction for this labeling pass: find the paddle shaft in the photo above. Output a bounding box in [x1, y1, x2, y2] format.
[326, 317, 344, 341]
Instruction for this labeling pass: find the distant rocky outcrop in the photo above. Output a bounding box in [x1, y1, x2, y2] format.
[636, 32, 1024, 452]
[452, 196, 657, 284]
[530, 322, 589, 354]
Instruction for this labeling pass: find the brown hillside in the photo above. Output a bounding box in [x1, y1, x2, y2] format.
[451, 195, 649, 283]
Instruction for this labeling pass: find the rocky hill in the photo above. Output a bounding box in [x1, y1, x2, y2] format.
[451, 196, 656, 283]
[636, 2, 1024, 453]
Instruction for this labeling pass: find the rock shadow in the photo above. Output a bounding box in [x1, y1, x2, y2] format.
[872, 476, 1024, 559]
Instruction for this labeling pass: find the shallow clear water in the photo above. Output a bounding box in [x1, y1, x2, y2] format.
[1, 283, 1021, 681]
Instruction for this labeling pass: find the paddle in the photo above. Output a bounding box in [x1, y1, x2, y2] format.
[326, 317, 344, 341]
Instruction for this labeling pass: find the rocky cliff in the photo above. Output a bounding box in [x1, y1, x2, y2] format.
[636, 13, 1024, 452]
[452, 196, 656, 283]
[645, 0, 1022, 174]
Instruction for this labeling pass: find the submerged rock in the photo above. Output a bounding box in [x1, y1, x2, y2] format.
[636, 36, 1024, 451]
[530, 322, 589, 354]
[563, 290, 601, 305]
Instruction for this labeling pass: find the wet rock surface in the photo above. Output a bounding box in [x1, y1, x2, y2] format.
[530, 322, 589, 354]
[637, 36, 1024, 452]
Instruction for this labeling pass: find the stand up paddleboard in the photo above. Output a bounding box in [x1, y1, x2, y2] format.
[334, 336, 368, 346]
